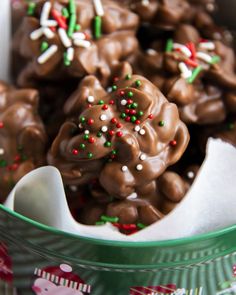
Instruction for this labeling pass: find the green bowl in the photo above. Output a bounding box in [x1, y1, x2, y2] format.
[1, 204, 236, 295]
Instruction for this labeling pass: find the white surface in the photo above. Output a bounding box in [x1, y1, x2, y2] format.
[5, 139, 236, 241]
[0, 0, 10, 81]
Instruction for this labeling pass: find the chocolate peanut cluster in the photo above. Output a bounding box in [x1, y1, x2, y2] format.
[0, 81, 47, 200]
[12, 0, 139, 87]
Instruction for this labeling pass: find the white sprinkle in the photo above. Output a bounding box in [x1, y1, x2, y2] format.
[78, 123, 83, 128]
[136, 164, 143, 171]
[100, 114, 107, 121]
[58, 28, 72, 48]
[73, 32, 86, 40]
[87, 95, 95, 103]
[206, 3, 215, 11]
[121, 99, 127, 106]
[140, 154, 146, 161]
[101, 126, 108, 132]
[67, 47, 74, 62]
[134, 125, 141, 132]
[0, 148, 4, 155]
[40, 2, 52, 26]
[30, 28, 44, 40]
[187, 171, 195, 179]
[141, 0, 149, 6]
[121, 165, 128, 172]
[196, 51, 212, 63]
[37, 45, 58, 64]
[84, 130, 90, 135]
[107, 87, 112, 93]
[139, 129, 146, 135]
[199, 42, 215, 51]
[93, 0, 104, 16]
[178, 62, 192, 79]
[69, 185, 78, 192]
[173, 43, 192, 57]
[73, 39, 91, 48]
[146, 48, 156, 56]
[127, 192, 138, 199]
[43, 27, 54, 39]
[42, 20, 58, 27]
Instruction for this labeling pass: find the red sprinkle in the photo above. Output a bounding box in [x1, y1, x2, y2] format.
[109, 100, 115, 105]
[125, 116, 131, 122]
[111, 118, 117, 124]
[127, 99, 133, 104]
[135, 120, 141, 125]
[129, 110, 136, 115]
[84, 32, 91, 40]
[116, 131, 123, 137]
[14, 155, 21, 162]
[109, 130, 115, 136]
[119, 90, 125, 96]
[50, 26, 56, 32]
[11, 163, 19, 171]
[51, 9, 67, 29]
[186, 42, 196, 60]
[185, 59, 198, 67]
[88, 137, 95, 144]
[72, 149, 79, 155]
[0, 122, 4, 128]
[110, 154, 116, 159]
[87, 118, 94, 125]
[122, 224, 137, 230]
[87, 104, 92, 108]
[112, 223, 122, 229]
[102, 104, 108, 110]
[125, 109, 130, 114]
[148, 114, 154, 119]
[170, 140, 177, 147]
[116, 122, 122, 128]
[113, 77, 119, 82]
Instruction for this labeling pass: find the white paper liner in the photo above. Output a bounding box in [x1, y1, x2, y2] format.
[5, 138, 236, 241]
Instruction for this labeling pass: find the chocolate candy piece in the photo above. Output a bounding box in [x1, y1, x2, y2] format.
[48, 63, 189, 201]
[12, 0, 139, 88]
[0, 81, 47, 201]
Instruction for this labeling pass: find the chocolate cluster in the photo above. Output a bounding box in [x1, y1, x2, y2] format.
[48, 63, 189, 230]
[0, 81, 47, 200]
[12, 0, 139, 88]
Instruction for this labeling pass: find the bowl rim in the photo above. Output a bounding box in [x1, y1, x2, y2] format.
[1, 204, 236, 248]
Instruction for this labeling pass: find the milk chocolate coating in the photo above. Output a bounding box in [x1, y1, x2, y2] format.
[12, 0, 139, 88]
[0, 81, 47, 201]
[133, 24, 236, 125]
[48, 63, 189, 202]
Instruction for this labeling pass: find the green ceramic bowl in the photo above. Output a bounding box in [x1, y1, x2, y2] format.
[1, 204, 236, 295]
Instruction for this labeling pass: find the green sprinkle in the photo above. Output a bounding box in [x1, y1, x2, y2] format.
[210, 55, 221, 64]
[131, 102, 138, 109]
[101, 215, 119, 223]
[83, 134, 89, 140]
[63, 53, 71, 66]
[187, 66, 202, 84]
[0, 160, 7, 167]
[62, 7, 70, 18]
[68, 13, 77, 38]
[80, 143, 86, 149]
[135, 80, 141, 87]
[21, 155, 28, 161]
[69, 0, 76, 14]
[158, 120, 165, 127]
[74, 24, 81, 31]
[137, 223, 146, 229]
[120, 113, 126, 119]
[94, 15, 102, 39]
[112, 85, 117, 91]
[96, 221, 106, 225]
[104, 141, 112, 148]
[111, 150, 117, 155]
[98, 100, 104, 105]
[131, 116, 137, 123]
[87, 152, 93, 159]
[127, 91, 133, 98]
[27, 2, 36, 16]
[138, 111, 144, 117]
[40, 41, 49, 52]
[97, 132, 102, 137]
[125, 74, 132, 80]
[80, 116, 86, 123]
[165, 38, 173, 52]
[228, 123, 234, 130]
